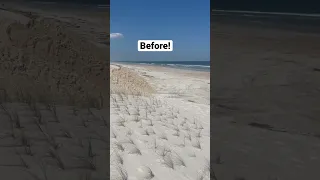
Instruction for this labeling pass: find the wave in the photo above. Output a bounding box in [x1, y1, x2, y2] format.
[137, 62, 210, 72]
[166, 64, 210, 68]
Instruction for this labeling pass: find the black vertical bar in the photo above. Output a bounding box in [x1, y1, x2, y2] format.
[0, 1, 110, 179]
[211, 1, 320, 180]
[106, 2, 111, 180]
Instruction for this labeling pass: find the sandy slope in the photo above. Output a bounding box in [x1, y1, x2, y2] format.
[110, 64, 210, 180]
[0, 4, 109, 180]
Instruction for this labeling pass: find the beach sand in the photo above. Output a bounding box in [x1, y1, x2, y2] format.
[110, 63, 210, 180]
[211, 11, 320, 179]
[0, 3, 109, 180]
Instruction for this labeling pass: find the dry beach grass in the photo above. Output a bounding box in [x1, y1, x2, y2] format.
[110, 64, 210, 180]
[110, 65, 155, 96]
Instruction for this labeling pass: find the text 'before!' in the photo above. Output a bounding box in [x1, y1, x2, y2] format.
[138, 40, 173, 52]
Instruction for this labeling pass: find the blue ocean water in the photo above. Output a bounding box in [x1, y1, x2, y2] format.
[118, 61, 210, 72]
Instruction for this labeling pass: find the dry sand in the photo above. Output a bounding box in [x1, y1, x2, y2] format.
[211, 11, 320, 179]
[0, 3, 109, 180]
[110, 63, 210, 180]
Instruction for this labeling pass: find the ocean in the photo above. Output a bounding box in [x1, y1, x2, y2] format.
[117, 61, 210, 72]
[212, 10, 320, 33]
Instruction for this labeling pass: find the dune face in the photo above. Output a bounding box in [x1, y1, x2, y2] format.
[110, 66, 155, 95]
[0, 8, 109, 107]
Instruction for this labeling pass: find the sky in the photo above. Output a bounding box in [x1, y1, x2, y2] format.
[110, 0, 210, 62]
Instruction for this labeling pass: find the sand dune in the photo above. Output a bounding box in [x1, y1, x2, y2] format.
[110, 63, 210, 180]
[110, 65, 155, 96]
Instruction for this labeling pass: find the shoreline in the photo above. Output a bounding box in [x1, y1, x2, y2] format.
[111, 62, 210, 88]
[112, 61, 210, 72]
[110, 61, 210, 111]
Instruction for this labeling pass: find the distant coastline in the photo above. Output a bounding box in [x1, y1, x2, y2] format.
[114, 61, 210, 72]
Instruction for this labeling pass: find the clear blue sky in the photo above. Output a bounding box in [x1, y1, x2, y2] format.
[110, 0, 210, 62]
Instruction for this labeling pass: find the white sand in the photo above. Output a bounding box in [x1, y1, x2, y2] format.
[110, 64, 210, 180]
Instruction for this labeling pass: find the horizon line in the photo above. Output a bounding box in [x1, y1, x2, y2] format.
[111, 60, 210, 62]
[212, 9, 320, 17]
